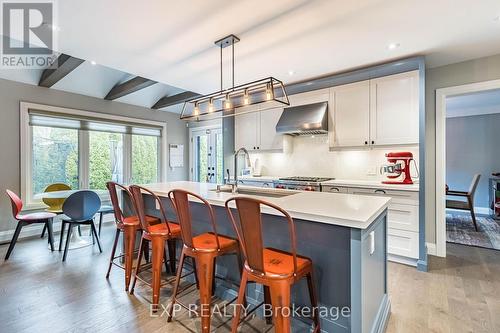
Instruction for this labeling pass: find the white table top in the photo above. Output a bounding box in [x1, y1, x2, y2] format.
[34, 189, 109, 200]
[142, 181, 391, 230]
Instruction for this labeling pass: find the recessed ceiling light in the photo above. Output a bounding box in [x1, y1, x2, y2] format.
[288, 70, 295, 76]
[90, 60, 97, 65]
[387, 43, 400, 50]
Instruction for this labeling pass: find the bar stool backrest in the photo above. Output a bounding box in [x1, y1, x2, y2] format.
[62, 191, 101, 222]
[6, 190, 23, 219]
[129, 185, 175, 234]
[225, 197, 298, 276]
[168, 189, 221, 250]
[106, 181, 134, 224]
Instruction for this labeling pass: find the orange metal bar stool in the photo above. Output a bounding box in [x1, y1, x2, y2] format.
[105, 181, 159, 291]
[167, 189, 243, 333]
[129, 185, 183, 310]
[225, 197, 321, 333]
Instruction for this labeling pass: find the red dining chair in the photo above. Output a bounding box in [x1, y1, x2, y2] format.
[4, 190, 57, 260]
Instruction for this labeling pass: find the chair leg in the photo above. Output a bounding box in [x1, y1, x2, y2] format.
[263, 286, 273, 325]
[123, 224, 137, 292]
[106, 228, 121, 279]
[59, 221, 66, 252]
[46, 219, 55, 252]
[163, 248, 169, 273]
[4, 222, 24, 260]
[98, 212, 104, 236]
[231, 270, 248, 333]
[40, 224, 47, 238]
[90, 221, 102, 253]
[306, 271, 321, 332]
[196, 254, 216, 333]
[151, 236, 166, 312]
[168, 250, 186, 322]
[77, 225, 82, 237]
[62, 224, 73, 262]
[130, 236, 146, 294]
[143, 239, 150, 263]
[470, 209, 479, 231]
[269, 280, 292, 333]
[192, 257, 200, 290]
[167, 239, 177, 274]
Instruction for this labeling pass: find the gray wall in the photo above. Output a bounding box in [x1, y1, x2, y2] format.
[0, 78, 189, 233]
[446, 113, 500, 208]
[425, 53, 500, 243]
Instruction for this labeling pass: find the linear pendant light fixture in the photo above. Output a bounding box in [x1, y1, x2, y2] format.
[180, 34, 289, 120]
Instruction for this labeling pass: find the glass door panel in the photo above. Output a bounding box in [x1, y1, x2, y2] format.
[192, 127, 223, 183]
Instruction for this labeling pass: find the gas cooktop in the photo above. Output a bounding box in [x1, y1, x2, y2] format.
[277, 176, 334, 183]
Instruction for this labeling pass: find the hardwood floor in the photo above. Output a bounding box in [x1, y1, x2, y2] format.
[1, 224, 499, 333]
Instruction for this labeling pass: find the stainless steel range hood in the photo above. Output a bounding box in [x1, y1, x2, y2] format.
[275, 101, 328, 135]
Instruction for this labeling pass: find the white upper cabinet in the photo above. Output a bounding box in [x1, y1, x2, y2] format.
[234, 105, 284, 151]
[259, 107, 284, 150]
[369, 70, 419, 145]
[234, 106, 259, 150]
[330, 80, 370, 147]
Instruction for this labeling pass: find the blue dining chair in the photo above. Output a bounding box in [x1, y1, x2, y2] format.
[59, 190, 102, 261]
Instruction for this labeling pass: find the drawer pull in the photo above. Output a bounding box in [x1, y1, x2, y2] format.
[375, 189, 386, 194]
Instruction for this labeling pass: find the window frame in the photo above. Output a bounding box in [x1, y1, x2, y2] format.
[20, 102, 167, 209]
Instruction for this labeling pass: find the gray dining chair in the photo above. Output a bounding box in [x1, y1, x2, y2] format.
[446, 174, 481, 231]
[59, 190, 102, 261]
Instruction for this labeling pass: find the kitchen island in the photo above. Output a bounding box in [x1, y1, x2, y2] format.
[136, 181, 391, 333]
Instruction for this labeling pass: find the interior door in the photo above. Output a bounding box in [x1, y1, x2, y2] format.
[191, 127, 223, 183]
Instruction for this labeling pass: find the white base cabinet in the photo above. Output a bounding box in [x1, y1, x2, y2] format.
[323, 185, 420, 265]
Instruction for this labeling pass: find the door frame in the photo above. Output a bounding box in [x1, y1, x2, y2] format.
[189, 124, 222, 182]
[435, 78, 500, 257]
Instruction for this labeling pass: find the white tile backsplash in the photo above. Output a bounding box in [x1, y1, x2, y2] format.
[249, 136, 419, 182]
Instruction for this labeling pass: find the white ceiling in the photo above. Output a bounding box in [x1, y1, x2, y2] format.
[447, 88, 500, 118]
[52, 0, 500, 94]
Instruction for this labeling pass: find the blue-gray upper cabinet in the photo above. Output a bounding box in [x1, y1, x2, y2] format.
[329, 70, 420, 148]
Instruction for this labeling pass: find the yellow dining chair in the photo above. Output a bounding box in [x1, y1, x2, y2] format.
[40, 183, 71, 238]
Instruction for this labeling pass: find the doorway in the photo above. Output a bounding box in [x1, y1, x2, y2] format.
[435, 79, 500, 256]
[189, 126, 223, 183]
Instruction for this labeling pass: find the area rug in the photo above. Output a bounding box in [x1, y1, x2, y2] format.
[446, 212, 500, 250]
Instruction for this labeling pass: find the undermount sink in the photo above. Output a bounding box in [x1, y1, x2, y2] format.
[210, 187, 296, 198]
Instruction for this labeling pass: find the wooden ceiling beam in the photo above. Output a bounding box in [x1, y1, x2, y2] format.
[152, 91, 200, 109]
[38, 54, 85, 87]
[105, 76, 156, 100]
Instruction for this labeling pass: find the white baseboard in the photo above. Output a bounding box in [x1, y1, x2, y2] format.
[0, 215, 114, 244]
[426, 242, 437, 256]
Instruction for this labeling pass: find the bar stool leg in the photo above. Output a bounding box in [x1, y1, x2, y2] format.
[106, 228, 121, 278]
[123, 223, 137, 291]
[130, 236, 146, 294]
[196, 253, 216, 333]
[307, 272, 320, 331]
[168, 250, 186, 322]
[167, 239, 177, 273]
[231, 270, 248, 333]
[151, 236, 166, 312]
[263, 286, 273, 324]
[269, 280, 292, 333]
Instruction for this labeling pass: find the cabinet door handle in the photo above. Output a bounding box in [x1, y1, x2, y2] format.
[364, 141, 368, 145]
[371, 140, 375, 144]
[330, 187, 340, 192]
[375, 189, 386, 194]
[253, 146, 256, 149]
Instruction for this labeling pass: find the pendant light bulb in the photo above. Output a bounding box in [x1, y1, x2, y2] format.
[208, 98, 214, 113]
[224, 94, 231, 109]
[266, 83, 274, 101]
[243, 89, 250, 105]
[193, 102, 200, 116]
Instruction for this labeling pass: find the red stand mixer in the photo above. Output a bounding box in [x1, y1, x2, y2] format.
[380, 152, 418, 185]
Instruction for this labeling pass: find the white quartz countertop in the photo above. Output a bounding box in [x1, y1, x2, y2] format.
[142, 181, 390, 230]
[238, 175, 280, 182]
[321, 179, 419, 191]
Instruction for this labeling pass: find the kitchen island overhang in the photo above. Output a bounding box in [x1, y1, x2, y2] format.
[129, 182, 391, 333]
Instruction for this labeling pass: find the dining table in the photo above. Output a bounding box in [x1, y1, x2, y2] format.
[34, 189, 109, 250]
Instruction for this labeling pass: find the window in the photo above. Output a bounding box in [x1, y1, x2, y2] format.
[132, 134, 159, 184]
[32, 126, 79, 194]
[21, 103, 166, 207]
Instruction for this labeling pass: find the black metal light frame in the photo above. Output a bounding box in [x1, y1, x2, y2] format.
[180, 34, 290, 120]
